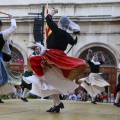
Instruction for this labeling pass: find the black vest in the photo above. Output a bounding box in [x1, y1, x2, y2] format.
[0, 34, 5, 51]
[0, 34, 12, 62]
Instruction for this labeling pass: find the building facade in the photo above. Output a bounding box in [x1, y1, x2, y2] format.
[0, 0, 120, 93]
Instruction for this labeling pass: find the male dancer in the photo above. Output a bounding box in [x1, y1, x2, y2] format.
[0, 14, 17, 103]
[114, 73, 120, 107]
[21, 43, 45, 102]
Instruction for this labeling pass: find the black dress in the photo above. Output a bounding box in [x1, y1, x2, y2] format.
[46, 14, 76, 51]
[116, 74, 120, 92]
[87, 59, 104, 73]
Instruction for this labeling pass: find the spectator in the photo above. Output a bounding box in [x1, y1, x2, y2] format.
[15, 85, 23, 99]
[108, 93, 115, 103]
[68, 91, 77, 101]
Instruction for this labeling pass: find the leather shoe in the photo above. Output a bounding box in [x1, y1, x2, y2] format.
[21, 97, 28, 102]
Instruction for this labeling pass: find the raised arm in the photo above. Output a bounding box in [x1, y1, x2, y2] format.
[46, 9, 58, 33]
[86, 49, 91, 61]
[99, 51, 105, 62]
[2, 15, 17, 42]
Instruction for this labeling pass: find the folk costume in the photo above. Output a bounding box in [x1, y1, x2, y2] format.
[23, 9, 87, 112]
[79, 52, 110, 104]
[0, 16, 21, 103]
[21, 45, 42, 102]
[114, 70, 120, 107]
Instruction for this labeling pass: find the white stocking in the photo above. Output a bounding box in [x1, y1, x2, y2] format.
[115, 91, 120, 103]
[22, 88, 29, 98]
[50, 94, 61, 106]
[92, 97, 95, 101]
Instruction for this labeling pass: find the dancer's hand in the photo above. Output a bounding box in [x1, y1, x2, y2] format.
[99, 51, 103, 55]
[8, 14, 13, 19]
[49, 9, 58, 16]
[88, 49, 91, 54]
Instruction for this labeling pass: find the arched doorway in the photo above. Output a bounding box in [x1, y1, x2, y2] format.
[9, 47, 24, 73]
[77, 47, 117, 94]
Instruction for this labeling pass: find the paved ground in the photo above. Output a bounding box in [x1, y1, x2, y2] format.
[0, 99, 120, 120]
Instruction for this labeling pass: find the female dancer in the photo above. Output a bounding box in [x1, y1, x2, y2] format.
[23, 9, 87, 112]
[79, 49, 110, 104]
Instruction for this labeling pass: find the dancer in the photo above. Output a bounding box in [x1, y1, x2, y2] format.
[79, 49, 110, 104]
[23, 9, 87, 113]
[21, 44, 43, 102]
[114, 73, 120, 107]
[0, 14, 17, 103]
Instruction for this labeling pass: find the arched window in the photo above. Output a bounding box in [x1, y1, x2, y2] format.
[79, 47, 116, 66]
[11, 47, 24, 63]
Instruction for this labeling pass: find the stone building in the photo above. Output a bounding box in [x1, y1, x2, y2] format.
[0, 0, 120, 93]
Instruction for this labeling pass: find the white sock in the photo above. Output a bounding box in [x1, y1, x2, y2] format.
[115, 91, 120, 103]
[22, 88, 29, 98]
[50, 94, 61, 106]
[92, 97, 94, 101]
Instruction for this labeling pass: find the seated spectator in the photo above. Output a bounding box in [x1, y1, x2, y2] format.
[15, 85, 23, 99]
[102, 91, 108, 103]
[95, 94, 101, 102]
[77, 90, 82, 100]
[86, 93, 91, 101]
[68, 91, 77, 101]
[108, 93, 115, 103]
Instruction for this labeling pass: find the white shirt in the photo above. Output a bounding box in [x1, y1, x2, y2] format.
[0, 18, 17, 55]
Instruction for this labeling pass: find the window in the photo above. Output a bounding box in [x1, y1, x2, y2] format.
[11, 47, 24, 63]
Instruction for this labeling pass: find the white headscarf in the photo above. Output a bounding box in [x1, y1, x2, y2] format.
[58, 16, 80, 33]
[91, 56, 100, 65]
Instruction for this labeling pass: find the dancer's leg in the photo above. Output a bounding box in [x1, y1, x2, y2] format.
[91, 96, 97, 104]
[21, 88, 29, 102]
[46, 94, 64, 113]
[115, 91, 120, 103]
[114, 91, 120, 107]
[0, 94, 4, 103]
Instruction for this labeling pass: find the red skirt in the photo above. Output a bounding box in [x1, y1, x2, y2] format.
[29, 49, 87, 80]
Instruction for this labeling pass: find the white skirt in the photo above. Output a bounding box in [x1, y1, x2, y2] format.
[23, 65, 79, 98]
[0, 84, 16, 94]
[80, 73, 110, 97]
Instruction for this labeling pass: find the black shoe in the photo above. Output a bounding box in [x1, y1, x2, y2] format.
[0, 99, 4, 103]
[50, 102, 64, 113]
[21, 97, 28, 102]
[114, 102, 120, 107]
[46, 107, 54, 112]
[91, 101, 97, 104]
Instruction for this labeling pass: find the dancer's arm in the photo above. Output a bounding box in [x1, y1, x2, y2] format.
[86, 49, 91, 61]
[2, 15, 17, 43]
[99, 51, 105, 62]
[46, 9, 58, 33]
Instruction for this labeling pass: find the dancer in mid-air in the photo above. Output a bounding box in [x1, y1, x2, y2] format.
[23, 9, 87, 113]
[79, 49, 110, 104]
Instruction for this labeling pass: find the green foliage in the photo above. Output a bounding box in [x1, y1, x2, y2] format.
[1, 94, 9, 99]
